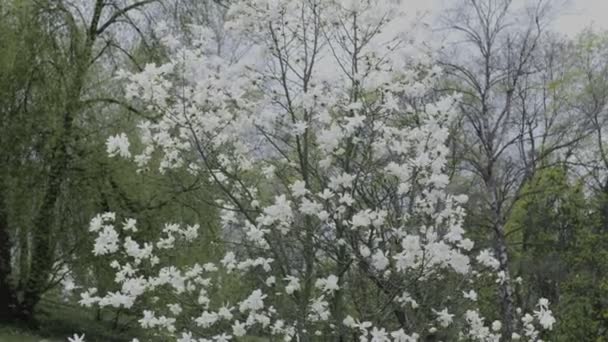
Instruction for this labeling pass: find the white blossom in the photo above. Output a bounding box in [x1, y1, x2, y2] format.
[106, 133, 131, 158]
[476, 249, 500, 270]
[284, 276, 301, 295]
[315, 275, 340, 294]
[434, 308, 454, 328]
[68, 334, 86, 342]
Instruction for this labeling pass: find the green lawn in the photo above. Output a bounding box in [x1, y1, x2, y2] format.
[0, 326, 61, 342]
[0, 294, 271, 342]
[0, 292, 133, 342]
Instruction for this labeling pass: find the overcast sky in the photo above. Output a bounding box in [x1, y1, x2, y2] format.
[554, 0, 608, 35]
[411, 0, 608, 36]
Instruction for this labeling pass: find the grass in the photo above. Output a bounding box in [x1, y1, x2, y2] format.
[0, 326, 61, 342]
[1, 291, 273, 342]
[0, 291, 139, 342]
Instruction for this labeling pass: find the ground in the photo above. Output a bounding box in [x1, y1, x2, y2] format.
[0, 326, 61, 342]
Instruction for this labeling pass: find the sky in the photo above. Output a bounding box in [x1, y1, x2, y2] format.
[555, 0, 608, 35]
[409, 0, 608, 36]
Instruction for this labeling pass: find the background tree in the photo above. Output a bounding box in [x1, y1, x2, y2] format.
[441, 0, 581, 336]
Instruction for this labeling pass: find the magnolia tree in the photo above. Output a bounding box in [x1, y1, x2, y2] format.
[76, 0, 555, 341]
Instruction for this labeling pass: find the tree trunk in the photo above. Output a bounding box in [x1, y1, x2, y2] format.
[495, 223, 516, 339]
[0, 189, 17, 322]
[17, 104, 75, 322]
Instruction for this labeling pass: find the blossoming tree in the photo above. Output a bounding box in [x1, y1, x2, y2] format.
[79, 0, 555, 340]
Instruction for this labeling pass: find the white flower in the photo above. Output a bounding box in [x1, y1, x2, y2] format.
[284, 276, 301, 294]
[101, 212, 115, 221]
[60, 271, 79, 299]
[89, 215, 103, 232]
[68, 333, 85, 342]
[79, 289, 99, 307]
[106, 133, 131, 158]
[476, 249, 500, 270]
[371, 250, 389, 271]
[213, 333, 232, 342]
[495, 270, 507, 285]
[139, 310, 157, 328]
[309, 296, 330, 321]
[315, 275, 340, 293]
[177, 332, 195, 342]
[168, 303, 182, 315]
[449, 252, 471, 274]
[232, 320, 247, 337]
[182, 224, 199, 241]
[290, 180, 308, 197]
[465, 309, 491, 339]
[434, 308, 454, 328]
[239, 289, 266, 312]
[370, 327, 390, 342]
[265, 276, 276, 286]
[122, 218, 138, 232]
[328, 173, 355, 190]
[195, 311, 218, 328]
[463, 290, 478, 301]
[93, 225, 120, 256]
[218, 305, 233, 320]
[491, 320, 502, 331]
[343, 315, 356, 327]
[259, 195, 293, 227]
[534, 298, 556, 330]
[359, 245, 371, 257]
[391, 329, 419, 342]
[317, 210, 330, 221]
[459, 238, 474, 251]
[221, 251, 237, 272]
[351, 210, 372, 228]
[339, 193, 355, 206]
[123, 237, 152, 261]
[300, 198, 323, 215]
